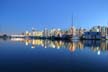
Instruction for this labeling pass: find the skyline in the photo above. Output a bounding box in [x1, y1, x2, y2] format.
[1, 0, 108, 34]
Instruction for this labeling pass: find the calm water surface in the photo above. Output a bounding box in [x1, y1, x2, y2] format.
[0, 38, 108, 72]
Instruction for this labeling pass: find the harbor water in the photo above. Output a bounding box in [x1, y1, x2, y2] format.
[0, 38, 108, 72]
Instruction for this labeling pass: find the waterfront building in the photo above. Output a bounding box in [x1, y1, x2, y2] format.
[50, 29, 56, 36]
[32, 28, 36, 36]
[88, 26, 108, 39]
[35, 31, 43, 37]
[15, 25, 108, 40]
[31, 28, 43, 37]
[101, 26, 106, 36]
[25, 31, 30, 36]
[91, 26, 100, 32]
[82, 32, 101, 39]
[43, 28, 49, 37]
[97, 26, 101, 32]
[79, 27, 85, 37]
[11, 35, 25, 38]
[50, 28, 63, 37]
[56, 28, 63, 37]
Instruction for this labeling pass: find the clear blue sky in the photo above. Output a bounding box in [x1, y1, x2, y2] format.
[0, 0, 108, 34]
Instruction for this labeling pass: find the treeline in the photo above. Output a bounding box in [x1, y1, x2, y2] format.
[0, 34, 10, 38]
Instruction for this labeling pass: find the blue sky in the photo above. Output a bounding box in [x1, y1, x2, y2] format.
[0, 0, 108, 34]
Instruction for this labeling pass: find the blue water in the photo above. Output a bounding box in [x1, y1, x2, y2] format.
[0, 39, 108, 72]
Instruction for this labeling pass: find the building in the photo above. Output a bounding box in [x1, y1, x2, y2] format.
[43, 28, 49, 37]
[81, 32, 101, 40]
[78, 27, 86, 37]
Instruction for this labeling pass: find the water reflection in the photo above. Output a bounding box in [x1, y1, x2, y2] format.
[11, 38, 108, 55]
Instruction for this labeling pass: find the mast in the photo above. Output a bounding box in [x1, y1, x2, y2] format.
[72, 14, 74, 27]
[0, 24, 2, 35]
[71, 14, 75, 37]
[106, 21, 108, 36]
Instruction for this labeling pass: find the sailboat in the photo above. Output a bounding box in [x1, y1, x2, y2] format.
[71, 15, 79, 40]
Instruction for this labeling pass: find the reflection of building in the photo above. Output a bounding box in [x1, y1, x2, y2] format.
[68, 42, 76, 52]
[77, 41, 84, 49]
[25, 39, 31, 46]
[83, 40, 108, 55]
[25, 31, 31, 36]
[24, 39, 84, 52]
[10, 38, 108, 55]
[11, 38, 25, 41]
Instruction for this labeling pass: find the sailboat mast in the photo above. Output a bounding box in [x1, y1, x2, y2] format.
[72, 15, 73, 27]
